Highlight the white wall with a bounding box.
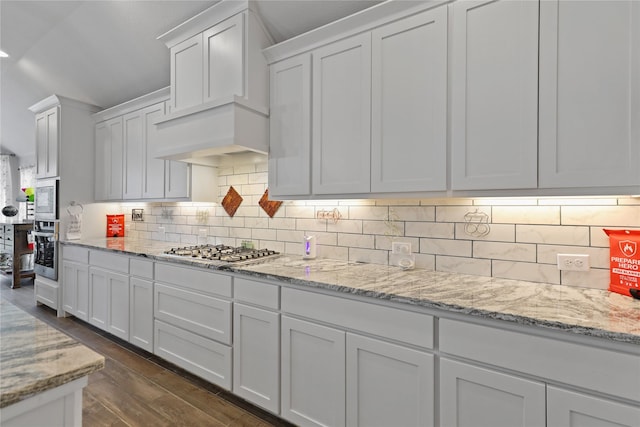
[115,161,639,290]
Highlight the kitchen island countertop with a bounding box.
[61,237,640,345]
[0,300,105,408]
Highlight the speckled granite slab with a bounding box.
[226,257,640,345]
[0,301,105,408]
[61,238,640,345]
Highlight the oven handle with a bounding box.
[32,231,58,240]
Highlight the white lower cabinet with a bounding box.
[88,266,129,341]
[154,319,232,389]
[547,386,640,427]
[153,263,232,390]
[440,358,546,427]
[233,303,280,413]
[280,299,435,427]
[62,261,89,321]
[346,333,434,427]
[281,316,346,427]
[129,276,153,352]
[61,246,90,321]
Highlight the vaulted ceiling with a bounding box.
[0,0,381,166]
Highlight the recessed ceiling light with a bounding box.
[0,50,8,58]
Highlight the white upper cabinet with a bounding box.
[170,33,204,111]
[371,6,448,193]
[122,111,144,200]
[170,13,244,111]
[203,13,244,103]
[268,54,312,197]
[312,33,372,195]
[141,102,167,199]
[35,106,59,179]
[539,0,640,190]
[450,0,539,191]
[95,116,123,201]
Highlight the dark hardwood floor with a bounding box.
[1,275,294,427]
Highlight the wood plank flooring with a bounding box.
[1,276,294,427]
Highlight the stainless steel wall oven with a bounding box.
[33,220,59,280]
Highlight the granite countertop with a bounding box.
[0,301,105,408]
[61,237,640,346]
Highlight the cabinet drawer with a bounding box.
[4,225,14,235]
[63,246,89,263]
[130,258,153,279]
[281,287,433,349]
[155,262,232,298]
[154,320,231,390]
[89,250,129,274]
[439,318,640,402]
[234,277,279,310]
[154,283,232,345]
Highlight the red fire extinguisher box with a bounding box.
[106,214,125,237]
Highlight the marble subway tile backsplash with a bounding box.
[120,162,640,290]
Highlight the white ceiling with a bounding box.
[0,0,381,166]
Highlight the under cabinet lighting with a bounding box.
[0,50,9,58]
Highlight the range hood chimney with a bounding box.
[153,0,273,166]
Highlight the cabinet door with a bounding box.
[268,54,312,197]
[547,386,640,427]
[539,0,640,189]
[450,0,538,190]
[107,271,129,341]
[95,117,123,200]
[233,304,280,413]
[440,358,546,427]
[88,267,108,330]
[346,333,434,427]
[203,13,244,103]
[281,316,345,427]
[62,261,78,316]
[171,33,203,111]
[62,261,88,321]
[312,34,371,195]
[123,111,144,200]
[165,161,190,198]
[371,7,447,193]
[142,102,166,199]
[35,106,59,179]
[130,277,153,352]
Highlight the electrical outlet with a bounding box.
[557,254,590,271]
[392,242,411,255]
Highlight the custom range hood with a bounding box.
[153,0,273,167]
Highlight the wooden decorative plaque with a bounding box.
[221,186,243,217]
[258,188,283,218]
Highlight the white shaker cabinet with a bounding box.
[312,33,372,195]
[233,277,280,414]
[268,54,312,197]
[371,6,447,193]
[122,102,168,200]
[547,386,640,427]
[61,246,89,322]
[233,303,280,413]
[281,316,346,427]
[440,358,546,427]
[450,0,539,190]
[346,333,434,427]
[170,33,204,111]
[122,111,144,200]
[34,106,59,179]
[539,0,640,189]
[203,13,244,103]
[129,258,154,352]
[88,266,129,341]
[95,116,124,201]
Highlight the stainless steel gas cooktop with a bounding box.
[163,244,279,263]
